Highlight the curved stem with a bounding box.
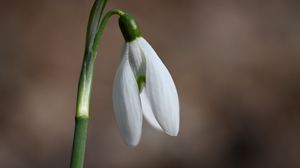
[92,9,125,54]
[70,1,125,167]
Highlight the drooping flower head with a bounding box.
[113,13,179,146]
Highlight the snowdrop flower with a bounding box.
[113,14,179,146]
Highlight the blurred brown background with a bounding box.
[1,0,300,167]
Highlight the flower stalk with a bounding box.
[70,1,125,168]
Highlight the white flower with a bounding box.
[112,37,179,146]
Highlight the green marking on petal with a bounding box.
[137,75,146,93]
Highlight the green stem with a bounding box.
[92,9,125,53]
[70,1,125,167]
[70,117,88,168]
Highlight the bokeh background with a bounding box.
[1,0,300,167]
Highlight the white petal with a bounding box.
[112,44,142,146]
[140,89,162,131]
[128,38,146,77]
[139,38,180,136]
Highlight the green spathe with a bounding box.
[119,14,141,42]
